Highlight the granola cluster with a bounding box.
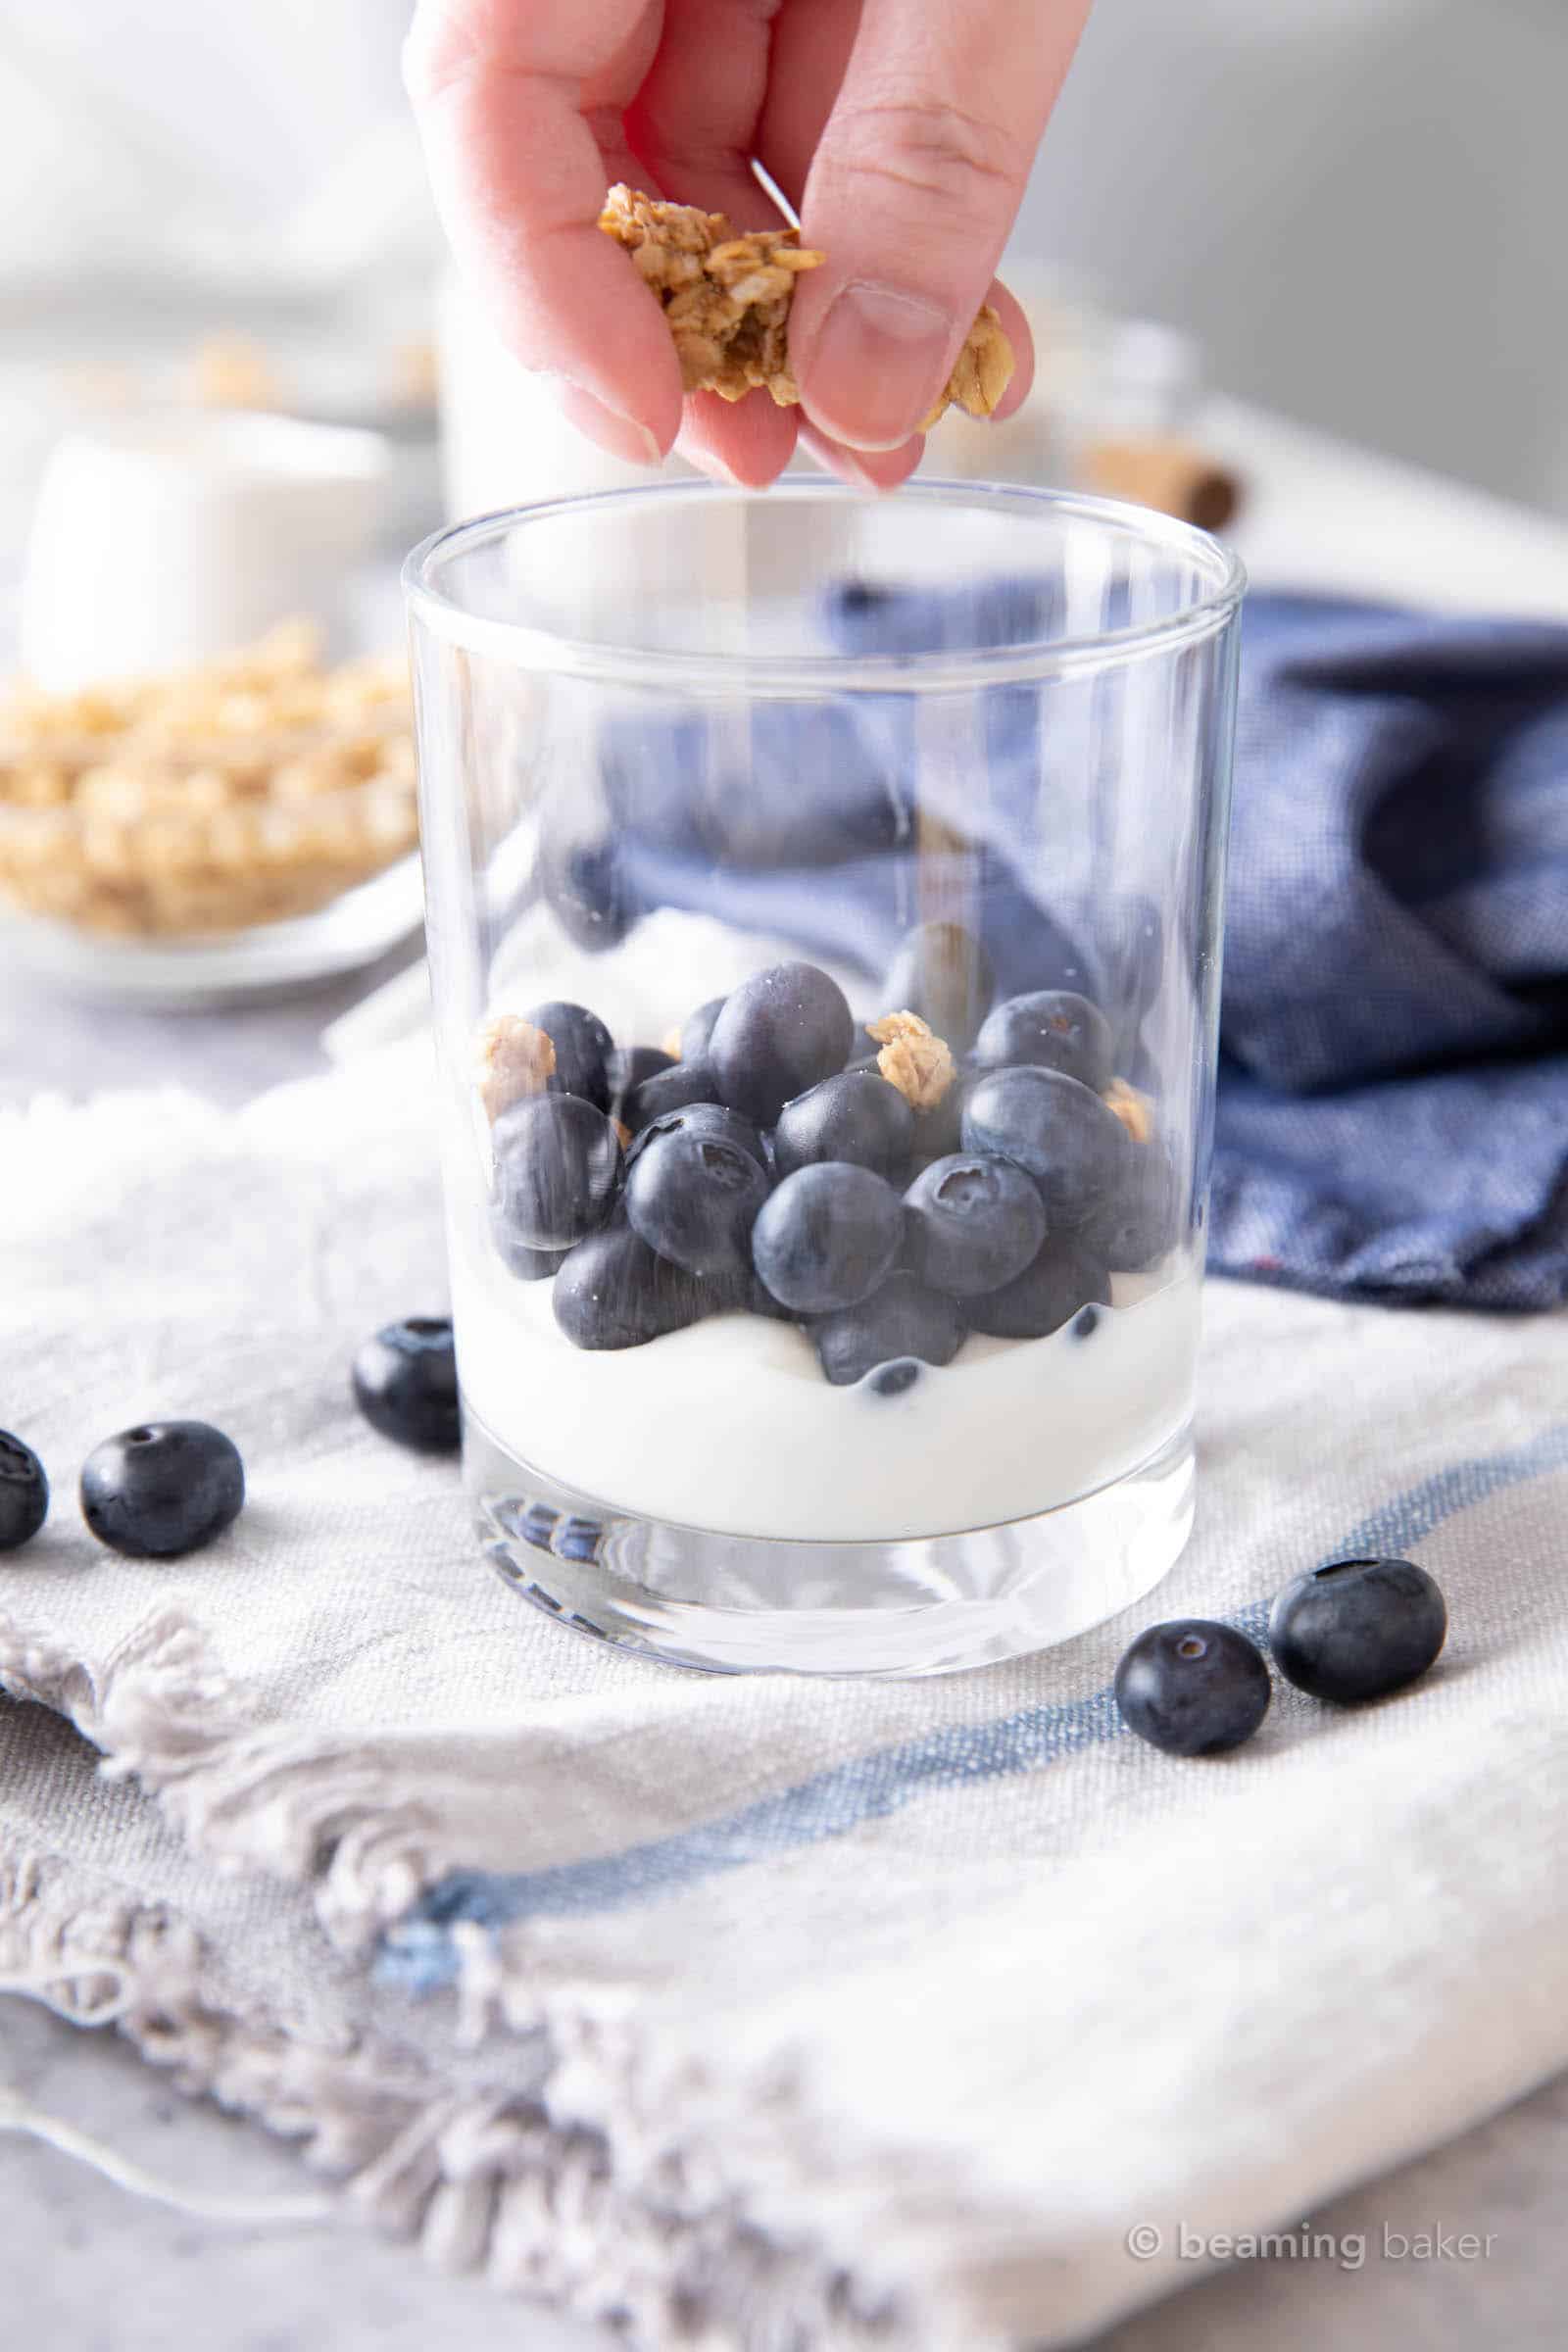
[1102,1075,1155,1145]
[601,185,824,406]
[599,186,1013,425]
[474,1015,558,1123]
[0,624,416,938]
[866,1009,957,1111]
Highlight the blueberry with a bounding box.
[625,1101,769,1171]
[491,1223,569,1281]
[881,922,996,1054]
[1114,1620,1272,1757]
[554,1515,603,1562]
[1086,1143,1182,1272]
[0,1431,48,1552]
[625,1120,771,1281]
[903,1153,1046,1297]
[748,1276,798,1323]
[962,1065,1127,1228]
[709,963,854,1125]
[492,1094,622,1250]
[352,1317,461,1453]
[773,1068,913,1181]
[752,1161,905,1315]
[680,997,727,1063]
[973,991,1113,1092]
[907,1079,968,1169]
[1269,1557,1447,1704]
[964,1237,1109,1340]
[514,1500,559,1551]
[553,1223,730,1349]
[1072,1305,1100,1341]
[811,1270,966,1387]
[866,1357,922,1397]
[622,1058,722,1135]
[607,1045,675,1121]
[537,785,640,952]
[525,1001,613,1110]
[79,1420,246,1558]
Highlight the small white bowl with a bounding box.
[19,408,392,690]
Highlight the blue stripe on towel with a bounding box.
[379,1425,1568,1988]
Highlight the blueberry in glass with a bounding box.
[973,990,1113,1093]
[524,1000,613,1110]
[962,1065,1127,1228]
[537,783,640,952]
[963,1236,1110,1340]
[554,1222,736,1349]
[607,1045,675,1120]
[709,962,855,1124]
[811,1269,966,1388]
[624,1101,770,1171]
[1087,1142,1182,1272]
[772,1067,913,1180]
[625,1119,771,1282]
[752,1161,904,1314]
[622,1057,722,1135]
[493,1093,622,1250]
[679,996,727,1064]
[903,1153,1046,1297]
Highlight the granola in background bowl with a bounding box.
[0,623,422,1001]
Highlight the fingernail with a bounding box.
[799,282,951,451]
[557,383,665,468]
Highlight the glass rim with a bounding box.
[403,476,1247,693]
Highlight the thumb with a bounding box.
[789,0,1089,450]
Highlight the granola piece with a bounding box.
[922,305,1014,430]
[1102,1076,1154,1145]
[600,186,1014,424]
[600,186,823,405]
[868,1010,956,1112]
[474,1015,558,1123]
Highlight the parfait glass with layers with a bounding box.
[405,480,1243,1677]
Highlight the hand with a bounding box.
[405,0,1092,490]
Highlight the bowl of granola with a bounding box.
[0,619,421,1002]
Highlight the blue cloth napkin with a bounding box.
[1215,596,1568,1308]
[555,588,1568,1312]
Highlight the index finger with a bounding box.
[404,0,684,461]
[786,0,1090,450]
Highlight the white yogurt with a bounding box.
[453,1230,1200,1543]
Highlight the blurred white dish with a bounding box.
[19,409,391,689]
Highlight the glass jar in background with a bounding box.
[406,480,1244,1677]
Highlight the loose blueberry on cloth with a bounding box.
[560,584,1567,1309]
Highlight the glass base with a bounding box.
[466,1403,1194,1679]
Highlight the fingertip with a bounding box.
[678,389,800,487]
[799,423,925,494]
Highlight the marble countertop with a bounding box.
[6,405,1568,2348]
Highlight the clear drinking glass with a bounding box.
[405,481,1244,1677]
